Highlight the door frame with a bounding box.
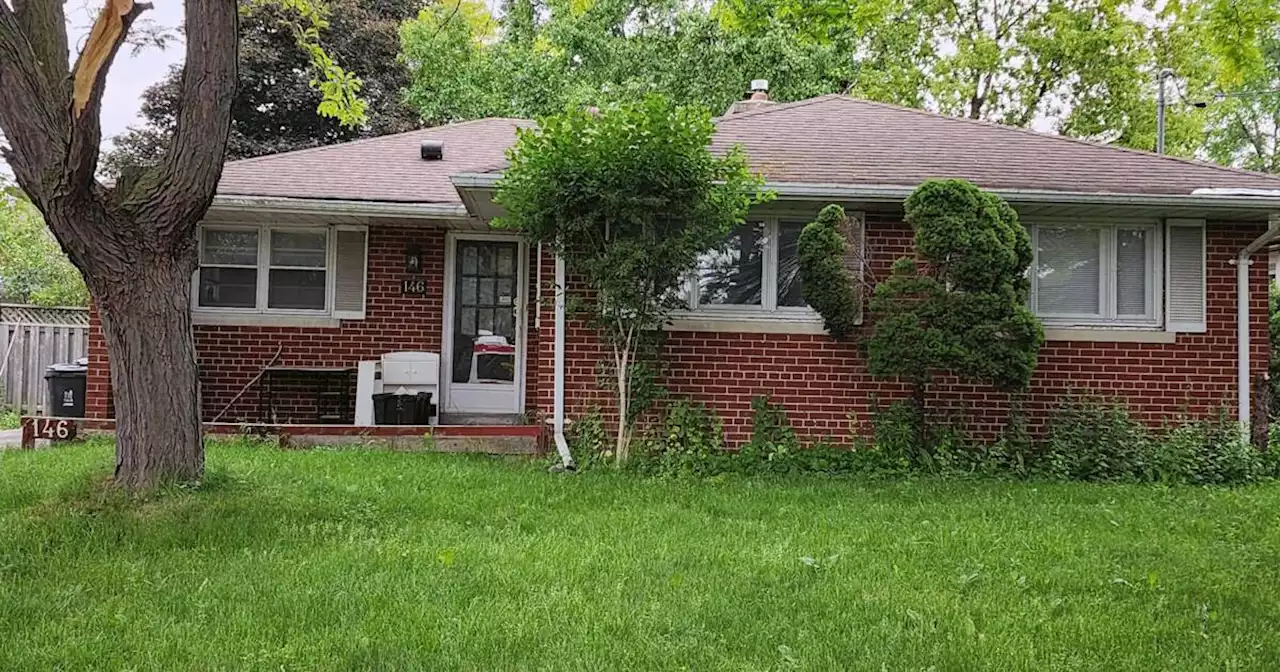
[440,230,528,415]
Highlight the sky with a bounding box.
[0,1,185,179]
[77,0,187,147]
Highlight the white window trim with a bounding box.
[193,223,336,318]
[1028,219,1164,330]
[669,215,861,333]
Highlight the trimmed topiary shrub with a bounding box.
[798,204,860,339]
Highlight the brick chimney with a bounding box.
[724,79,776,115]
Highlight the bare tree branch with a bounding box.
[12,0,68,88]
[65,0,151,190]
[0,6,64,192]
[131,0,237,237]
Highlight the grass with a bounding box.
[0,408,19,430]
[2,442,1280,670]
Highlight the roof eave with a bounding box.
[452,173,1280,212]
[766,181,1280,210]
[211,194,471,219]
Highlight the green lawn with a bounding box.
[2,442,1280,670]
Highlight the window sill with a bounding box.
[192,311,342,328]
[665,313,832,335]
[1042,327,1175,344]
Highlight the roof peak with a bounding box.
[733,94,1280,186]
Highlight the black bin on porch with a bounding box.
[372,392,436,425]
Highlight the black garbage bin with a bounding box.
[372,393,415,425]
[373,392,436,425]
[45,357,88,418]
[414,392,436,425]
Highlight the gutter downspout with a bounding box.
[552,251,576,470]
[1237,214,1280,426]
[534,242,543,331]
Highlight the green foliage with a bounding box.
[1151,413,1261,485]
[108,0,416,172]
[400,0,881,126]
[9,442,1280,668]
[0,408,19,430]
[1160,0,1280,173]
[1271,283,1280,406]
[0,188,89,307]
[632,400,728,478]
[868,180,1043,393]
[567,406,610,467]
[245,0,368,128]
[628,393,1272,486]
[1040,396,1267,485]
[1042,396,1155,482]
[797,204,860,339]
[496,95,766,463]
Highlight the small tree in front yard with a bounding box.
[866,179,1043,442]
[496,95,766,464]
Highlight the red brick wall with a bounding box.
[536,217,1271,446]
[87,216,1270,444]
[87,223,541,423]
[85,309,111,419]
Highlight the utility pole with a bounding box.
[1156,68,1175,154]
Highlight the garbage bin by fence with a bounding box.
[45,357,88,418]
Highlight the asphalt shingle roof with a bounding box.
[216,95,1280,204]
[217,117,532,203]
[709,95,1280,196]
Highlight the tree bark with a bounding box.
[0,0,238,489]
[94,248,204,488]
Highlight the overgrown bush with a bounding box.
[618,393,1272,486]
[631,400,727,478]
[1041,396,1266,485]
[567,407,610,468]
[1042,396,1154,482]
[1150,413,1260,485]
[0,407,19,431]
[1271,283,1280,410]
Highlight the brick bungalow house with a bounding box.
[83,93,1280,453]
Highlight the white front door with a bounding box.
[442,234,526,415]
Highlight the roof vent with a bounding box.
[749,79,769,100]
[723,79,777,116]
[420,140,444,161]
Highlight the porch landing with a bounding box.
[17,417,542,454]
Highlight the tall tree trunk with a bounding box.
[0,0,238,489]
[93,247,204,487]
[614,345,631,465]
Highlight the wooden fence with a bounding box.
[1,320,89,415]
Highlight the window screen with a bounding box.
[198,228,259,308]
[1036,227,1101,316]
[268,230,327,310]
[1115,228,1149,317]
[698,222,765,306]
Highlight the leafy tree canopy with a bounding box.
[401,0,888,125]
[105,0,420,173]
[401,0,1280,173]
[495,95,767,463]
[0,183,88,307]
